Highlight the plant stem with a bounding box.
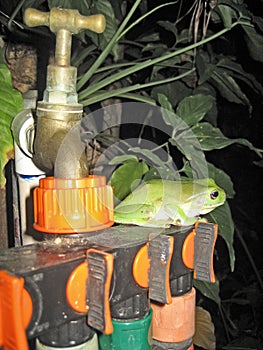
[151,142,169,152]
[78,20,250,98]
[80,69,195,106]
[91,60,145,74]
[77,0,142,90]
[115,93,156,105]
[7,0,27,32]
[72,44,97,67]
[116,1,179,41]
[218,304,231,344]
[235,226,263,292]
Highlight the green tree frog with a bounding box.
[114,178,226,227]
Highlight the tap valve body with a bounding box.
[23,8,113,234]
[23,8,106,176]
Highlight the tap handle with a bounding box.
[24,7,106,34]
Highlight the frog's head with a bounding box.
[199,178,226,214]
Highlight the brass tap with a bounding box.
[23,8,105,178]
[24,8,105,67]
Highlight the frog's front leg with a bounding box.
[195,217,208,224]
[163,204,197,226]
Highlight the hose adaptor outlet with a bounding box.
[33,175,114,234]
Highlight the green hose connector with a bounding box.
[99,309,153,350]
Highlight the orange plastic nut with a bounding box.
[133,244,150,288]
[0,270,33,350]
[33,175,114,234]
[66,261,88,313]
[151,288,196,343]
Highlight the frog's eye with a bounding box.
[210,190,219,200]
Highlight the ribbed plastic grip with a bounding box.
[33,175,114,234]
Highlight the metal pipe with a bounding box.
[56,29,72,66]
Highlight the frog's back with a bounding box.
[145,179,196,201]
[116,178,208,208]
[118,179,179,207]
[118,180,163,207]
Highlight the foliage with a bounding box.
[194,306,216,350]
[0,54,24,187]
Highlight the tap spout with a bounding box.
[33,103,88,178]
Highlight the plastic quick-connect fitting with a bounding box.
[151,288,196,345]
[36,333,99,350]
[34,176,114,234]
[99,309,153,350]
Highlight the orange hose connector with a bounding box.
[33,175,114,234]
[151,288,196,343]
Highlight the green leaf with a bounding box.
[217,57,263,95]
[211,68,252,110]
[207,162,235,198]
[158,94,191,138]
[179,160,194,178]
[197,52,263,104]
[176,94,215,127]
[194,280,220,305]
[128,147,176,173]
[158,93,179,131]
[142,42,169,55]
[255,159,263,167]
[0,65,24,187]
[152,80,192,107]
[0,64,12,87]
[158,93,174,113]
[137,33,160,43]
[169,127,209,178]
[87,0,118,58]
[151,55,181,79]
[23,0,46,11]
[206,202,235,271]
[216,4,237,28]
[192,122,262,156]
[109,155,138,165]
[194,306,216,350]
[110,159,149,202]
[48,0,89,11]
[194,85,218,126]
[242,25,263,62]
[157,20,178,39]
[196,52,215,85]
[143,167,180,181]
